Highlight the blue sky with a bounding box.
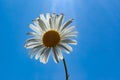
[0,0,120,80]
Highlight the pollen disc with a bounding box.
[42,30,60,47]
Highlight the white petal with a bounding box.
[29,24,40,34]
[46,13,51,29]
[29,46,43,58]
[25,43,41,49]
[40,14,49,30]
[61,31,78,39]
[29,49,38,59]
[38,19,47,31]
[62,34,77,40]
[25,38,41,44]
[25,41,42,48]
[52,47,59,63]
[51,13,57,29]
[61,26,76,36]
[49,18,53,29]
[60,19,73,31]
[33,20,44,32]
[25,41,41,45]
[34,47,45,60]
[27,32,42,37]
[56,13,64,30]
[40,14,46,21]
[69,31,78,35]
[33,20,42,31]
[58,43,73,54]
[56,46,63,60]
[61,39,77,45]
[46,13,50,22]
[40,48,51,64]
[25,38,42,48]
[28,46,41,55]
[33,20,39,27]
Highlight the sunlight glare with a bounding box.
[51,0,75,17]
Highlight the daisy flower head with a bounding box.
[25,13,77,64]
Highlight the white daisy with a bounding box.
[25,13,77,64]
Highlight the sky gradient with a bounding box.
[0,0,120,80]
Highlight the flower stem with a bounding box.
[62,58,69,80]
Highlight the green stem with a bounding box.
[63,58,69,80]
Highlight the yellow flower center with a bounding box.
[42,30,61,47]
